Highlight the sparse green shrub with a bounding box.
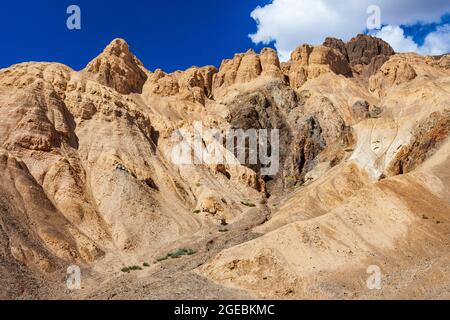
[156,256,168,262]
[130,265,142,271]
[193,209,201,214]
[121,265,143,273]
[157,248,196,262]
[143,262,150,267]
[168,248,196,258]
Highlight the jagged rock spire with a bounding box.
[84,38,148,95]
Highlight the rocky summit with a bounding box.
[0,35,449,299]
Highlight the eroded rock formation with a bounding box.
[85,38,148,94]
[324,34,395,77]
[1,34,450,300]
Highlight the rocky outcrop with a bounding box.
[323,37,348,59]
[438,55,450,69]
[425,54,450,70]
[324,34,395,77]
[345,34,395,66]
[260,48,284,79]
[212,48,284,95]
[225,80,352,192]
[284,45,351,89]
[352,100,370,119]
[387,110,450,176]
[309,46,352,75]
[364,54,391,77]
[369,56,417,96]
[294,116,326,178]
[225,81,291,181]
[235,49,262,84]
[85,38,148,95]
[145,65,217,104]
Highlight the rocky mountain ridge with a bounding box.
[0,34,449,299]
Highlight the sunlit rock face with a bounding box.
[1,34,450,300]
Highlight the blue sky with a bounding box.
[402,14,450,45]
[0,1,449,72]
[0,0,272,71]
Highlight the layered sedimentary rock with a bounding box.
[283,44,351,89]
[145,65,217,104]
[212,48,284,96]
[1,34,450,300]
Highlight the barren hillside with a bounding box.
[0,35,449,299]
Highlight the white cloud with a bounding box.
[373,26,419,53]
[421,24,450,55]
[374,24,450,55]
[250,0,450,60]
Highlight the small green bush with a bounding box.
[156,248,196,262]
[193,209,201,214]
[143,262,150,267]
[131,265,142,271]
[156,256,168,262]
[168,248,196,258]
[121,265,143,273]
